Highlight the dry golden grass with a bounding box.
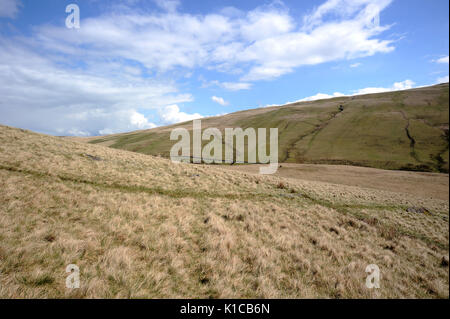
[0,125,448,298]
[223,163,449,201]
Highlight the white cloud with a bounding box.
[159,104,203,124]
[153,0,180,13]
[0,38,190,136]
[239,0,394,81]
[350,62,362,68]
[296,92,346,102]
[391,79,415,90]
[130,111,157,129]
[303,0,391,29]
[203,80,251,91]
[211,96,229,106]
[0,0,399,135]
[33,0,395,82]
[221,82,252,91]
[290,79,415,103]
[353,79,415,95]
[240,5,295,41]
[436,75,449,84]
[0,0,21,18]
[433,56,449,64]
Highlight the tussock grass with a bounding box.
[0,125,448,298]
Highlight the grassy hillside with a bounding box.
[88,83,449,172]
[0,124,448,298]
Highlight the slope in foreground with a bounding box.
[0,125,448,298]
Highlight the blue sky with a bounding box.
[0,0,448,136]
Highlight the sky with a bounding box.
[0,0,448,136]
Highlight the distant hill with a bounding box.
[88,83,449,172]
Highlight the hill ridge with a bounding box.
[86,83,449,173]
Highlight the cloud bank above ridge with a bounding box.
[0,0,397,135]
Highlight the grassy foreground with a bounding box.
[88,83,449,173]
[0,124,448,298]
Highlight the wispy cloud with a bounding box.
[0,0,21,18]
[0,37,191,135]
[0,0,398,135]
[159,104,203,124]
[34,0,395,82]
[291,79,415,103]
[153,0,180,13]
[436,75,449,84]
[221,82,252,91]
[353,79,415,95]
[296,92,345,102]
[211,96,229,106]
[202,80,252,91]
[433,55,449,64]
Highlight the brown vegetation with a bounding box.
[0,125,448,298]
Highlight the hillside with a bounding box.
[0,124,448,298]
[88,83,449,172]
